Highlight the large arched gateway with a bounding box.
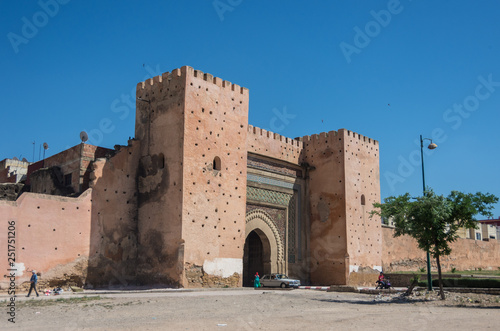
[243,210,285,286]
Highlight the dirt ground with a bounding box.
[2,288,499,330]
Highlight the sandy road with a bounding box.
[2,288,499,330]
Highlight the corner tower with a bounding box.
[135,66,249,287]
[301,129,381,285]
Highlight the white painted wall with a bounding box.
[203,258,242,278]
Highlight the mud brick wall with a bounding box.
[382,227,500,272]
[0,190,92,289]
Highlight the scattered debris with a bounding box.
[370,290,500,307]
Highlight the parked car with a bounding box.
[260,274,300,288]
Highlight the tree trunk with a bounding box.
[436,253,445,300]
[405,275,419,296]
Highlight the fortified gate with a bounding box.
[0,66,384,289]
[133,66,383,287]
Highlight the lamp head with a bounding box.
[427,142,437,150]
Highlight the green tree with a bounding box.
[372,190,498,299]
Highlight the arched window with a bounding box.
[361,194,366,206]
[213,156,221,171]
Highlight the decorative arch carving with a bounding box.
[245,209,284,264]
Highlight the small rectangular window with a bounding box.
[476,233,482,241]
[64,173,72,187]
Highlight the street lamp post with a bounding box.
[420,135,437,291]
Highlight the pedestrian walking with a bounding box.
[254,272,260,288]
[26,270,39,297]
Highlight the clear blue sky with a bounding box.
[1,0,499,216]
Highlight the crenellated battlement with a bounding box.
[246,125,303,164]
[247,125,303,148]
[299,129,378,146]
[137,68,182,91]
[344,129,378,146]
[136,66,248,95]
[191,67,248,95]
[300,130,339,142]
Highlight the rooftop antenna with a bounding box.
[80,131,89,143]
[43,142,49,167]
[32,141,35,162]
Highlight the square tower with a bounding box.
[301,129,381,285]
[135,66,249,287]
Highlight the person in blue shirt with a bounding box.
[26,270,39,297]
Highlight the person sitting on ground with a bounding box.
[377,272,386,287]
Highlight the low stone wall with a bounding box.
[385,273,463,287]
[445,288,500,295]
[382,227,500,272]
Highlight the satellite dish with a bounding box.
[80,131,89,143]
[43,142,49,150]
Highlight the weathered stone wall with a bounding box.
[27,145,82,193]
[135,67,187,286]
[80,144,111,192]
[181,67,249,287]
[343,129,382,278]
[30,166,74,196]
[184,263,240,288]
[382,227,500,272]
[348,266,380,286]
[0,190,92,290]
[87,140,140,288]
[0,183,24,201]
[27,144,112,195]
[300,130,348,285]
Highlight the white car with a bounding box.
[260,274,300,288]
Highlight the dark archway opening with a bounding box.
[243,230,265,287]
